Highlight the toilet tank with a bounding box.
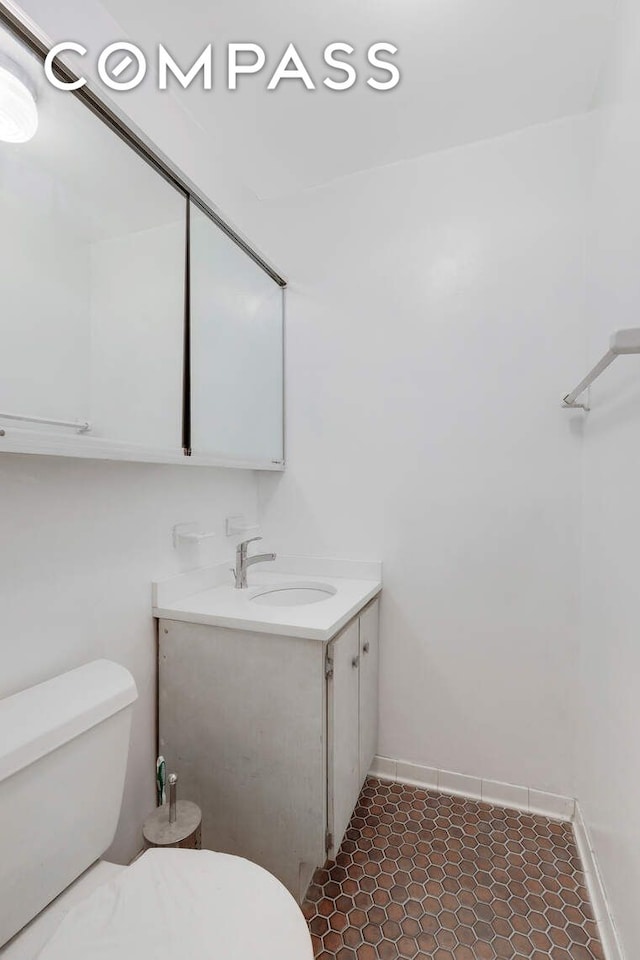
[0,660,138,948]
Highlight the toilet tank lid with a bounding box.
[0,660,137,783]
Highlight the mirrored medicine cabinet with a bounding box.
[0,6,285,470]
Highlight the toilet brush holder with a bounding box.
[143,773,202,849]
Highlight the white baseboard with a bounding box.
[370,755,575,820]
[369,755,623,960]
[573,803,625,960]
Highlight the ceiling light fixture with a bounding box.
[0,54,38,144]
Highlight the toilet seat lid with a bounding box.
[37,849,313,960]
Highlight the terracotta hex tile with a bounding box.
[528,907,548,930]
[473,919,494,942]
[493,917,513,938]
[584,920,600,941]
[475,940,497,960]
[461,925,481,947]
[354,946,375,960]
[342,926,361,949]
[456,906,476,927]
[346,908,366,929]
[398,935,419,957]
[417,930,438,952]
[323,931,342,953]
[329,912,348,932]
[440,910,458,930]
[546,907,566,928]
[302,778,602,960]
[404,899,423,919]
[420,912,439,934]
[381,917,401,940]
[493,937,514,959]
[491,897,512,920]
[366,905,385,925]
[361,923,381,945]
[386,900,405,922]
[377,940,397,960]
[511,932,534,955]
[454,946,475,960]
[400,916,421,938]
[474,901,494,922]
[531,929,553,951]
[335,894,353,914]
[317,898,334,918]
[309,915,329,937]
[514,913,532,934]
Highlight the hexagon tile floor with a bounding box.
[302,777,603,960]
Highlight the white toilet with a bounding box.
[0,660,314,959]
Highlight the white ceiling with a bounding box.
[26,0,619,200]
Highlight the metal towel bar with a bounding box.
[562,328,640,411]
[0,412,91,433]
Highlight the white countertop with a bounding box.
[153,557,382,642]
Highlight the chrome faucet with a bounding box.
[232,536,276,589]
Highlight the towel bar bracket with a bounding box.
[562,394,590,412]
[562,328,640,411]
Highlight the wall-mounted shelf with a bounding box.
[0,426,284,471]
[562,328,640,411]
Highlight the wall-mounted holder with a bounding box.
[225,515,260,538]
[562,328,640,411]
[172,522,217,547]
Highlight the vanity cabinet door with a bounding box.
[327,620,361,858]
[359,598,380,784]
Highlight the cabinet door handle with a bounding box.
[351,655,360,668]
[362,642,370,654]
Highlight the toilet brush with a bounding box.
[144,770,202,849]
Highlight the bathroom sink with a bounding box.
[249,582,337,607]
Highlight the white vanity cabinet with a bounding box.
[158,595,379,902]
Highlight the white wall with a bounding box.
[255,116,591,798]
[0,454,257,862]
[577,1,640,954]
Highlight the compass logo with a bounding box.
[44,41,400,93]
